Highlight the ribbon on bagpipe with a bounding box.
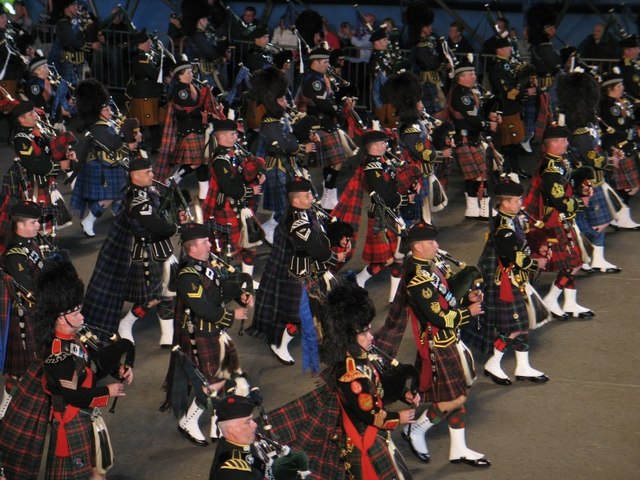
[51,78,76,123]
[342,102,366,138]
[226,65,252,106]
[200,83,226,120]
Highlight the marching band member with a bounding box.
[619,34,640,112]
[25,55,75,122]
[51,0,90,85]
[0,7,24,99]
[448,54,501,220]
[477,181,549,386]
[202,119,265,285]
[523,125,595,319]
[368,27,394,127]
[244,25,273,73]
[70,79,132,237]
[169,223,252,446]
[402,222,490,468]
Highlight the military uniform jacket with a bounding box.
[212,147,254,206]
[125,185,177,260]
[492,210,539,285]
[13,125,58,185]
[399,120,437,173]
[177,256,239,335]
[620,57,640,99]
[405,256,472,348]
[209,438,265,480]
[448,83,489,143]
[335,353,400,433]
[414,34,443,72]
[244,46,273,73]
[600,96,637,155]
[56,17,86,52]
[363,154,407,209]
[0,29,23,80]
[86,120,129,166]
[368,49,393,77]
[127,49,162,98]
[3,235,45,293]
[569,125,608,184]
[287,207,337,277]
[538,153,584,218]
[301,70,339,120]
[189,30,221,63]
[172,82,205,137]
[488,56,523,115]
[25,77,54,113]
[261,115,300,157]
[530,41,560,77]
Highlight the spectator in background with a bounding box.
[322,17,341,50]
[271,15,298,51]
[578,22,619,60]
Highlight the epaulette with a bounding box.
[179,266,200,277]
[262,116,280,124]
[402,125,421,135]
[407,270,436,288]
[44,352,72,365]
[94,120,110,127]
[364,161,383,171]
[290,218,311,234]
[5,246,28,257]
[130,188,150,208]
[291,210,309,222]
[496,215,515,233]
[220,458,252,472]
[338,356,368,382]
[573,127,590,136]
[542,157,563,175]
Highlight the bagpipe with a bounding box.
[48,66,76,123]
[434,249,483,303]
[368,344,419,405]
[192,76,226,122]
[155,178,194,225]
[368,191,407,237]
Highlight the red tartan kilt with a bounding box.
[128,97,160,126]
[611,154,640,191]
[539,220,582,272]
[493,112,525,147]
[317,129,345,168]
[455,144,486,180]
[212,207,241,248]
[172,133,205,166]
[47,413,95,478]
[362,218,397,264]
[422,342,468,402]
[178,331,239,384]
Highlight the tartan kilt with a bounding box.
[128,97,160,127]
[46,413,95,479]
[536,219,582,272]
[262,160,288,213]
[178,331,226,384]
[363,218,398,264]
[210,207,241,251]
[0,362,51,479]
[172,133,206,166]
[421,80,445,115]
[422,341,468,403]
[579,184,614,227]
[494,112,525,147]
[247,223,302,345]
[344,432,400,480]
[71,161,127,212]
[58,60,83,84]
[522,95,538,134]
[317,129,346,168]
[455,144,486,180]
[610,154,640,191]
[4,309,39,378]
[126,255,164,305]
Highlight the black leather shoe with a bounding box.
[484,369,512,386]
[550,311,569,321]
[401,430,431,463]
[566,310,595,319]
[450,457,492,467]
[178,426,208,447]
[592,266,622,274]
[516,373,549,383]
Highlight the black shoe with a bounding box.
[516,373,549,383]
[566,310,595,319]
[592,266,622,274]
[178,426,208,447]
[550,311,569,321]
[401,430,431,463]
[484,369,512,386]
[450,457,492,467]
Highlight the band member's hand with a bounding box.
[206,379,226,395]
[234,307,248,321]
[61,107,72,117]
[488,112,500,122]
[66,149,77,162]
[257,173,266,185]
[305,141,317,152]
[343,97,354,109]
[527,86,537,96]
[178,210,190,223]
[404,390,421,406]
[91,41,102,51]
[468,289,483,303]
[399,408,416,425]
[337,251,347,262]
[240,292,254,307]
[536,257,548,270]
[468,301,484,316]
[119,365,134,385]
[628,187,639,196]
[252,184,262,195]
[107,382,126,397]
[440,147,453,158]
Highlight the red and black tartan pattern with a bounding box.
[172,133,206,166]
[177,331,226,385]
[454,144,486,180]
[0,194,11,251]
[610,154,640,191]
[155,103,179,183]
[50,131,76,161]
[202,164,240,250]
[316,129,346,168]
[82,212,135,338]
[0,362,51,479]
[422,341,468,403]
[246,222,302,345]
[4,308,39,378]
[46,413,95,479]
[534,92,553,141]
[374,274,410,358]
[363,218,399,264]
[332,167,366,247]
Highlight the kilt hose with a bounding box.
[246,222,302,346]
[455,144,486,180]
[316,129,346,168]
[128,97,160,127]
[362,217,399,264]
[0,362,51,479]
[422,341,468,403]
[46,412,95,479]
[494,112,525,147]
[610,154,640,192]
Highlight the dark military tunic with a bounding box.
[244,46,273,73]
[619,57,640,101]
[209,438,265,479]
[13,125,60,189]
[414,33,445,115]
[25,77,54,114]
[488,56,526,146]
[55,15,87,84]
[530,41,561,87]
[288,207,336,278]
[127,49,163,127]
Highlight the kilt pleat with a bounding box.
[317,129,345,168]
[171,133,206,166]
[70,161,127,217]
[610,154,640,191]
[362,218,398,264]
[422,342,467,403]
[262,164,287,213]
[126,255,164,305]
[4,310,39,378]
[454,144,486,180]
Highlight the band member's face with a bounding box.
[501,196,522,215]
[255,34,269,47]
[624,46,640,59]
[215,130,238,148]
[421,25,432,37]
[607,82,624,99]
[412,239,439,260]
[496,46,512,58]
[15,218,40,238]
[34,64,50,80]
[178,68,193,84]
[356,324,374,352]
[291,190,314,210]
[457,70,477,88]
[373,37,389,51]
[59,308,84,331]
[543,25,556,38]
[545,137,568,155]
[66,3,79,16]
[367,140,387,157]
[243,10,256,24]
[233,415,258,444]
[130,168,154,187]
[19,109,39,128]
[189,237,211,261]
[139,39,152,52]
[100,105,113,121]
[277,96,287,109]
[312,58,330,74]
